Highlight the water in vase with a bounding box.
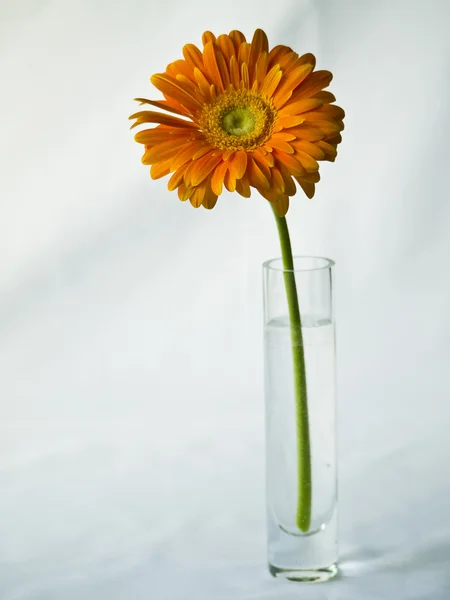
[264,315,337,581]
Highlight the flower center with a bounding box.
[222,107,255,136]
[200,90,277,151]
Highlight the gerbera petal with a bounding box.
[192,144,214,160]
[251,29,269,58]
[287,125,325,141]
[296,178,316,199]
[182,44,204,72]
[150,159,172,179]
[174,74,204,100]
[209,82,217,99]
[229,55,240,89]
[177,183,193,201]
[249,29,269,79]
[283,55,315,79]
[238,42,251,67]
[142,139,188,164]
[189,185,206,208]
[202,179,219,209]
[259,64,283,98]
[304,105,346,120]
[235,174,251,198]
[216,34,236,61]
[202,31,216,46]
[270,166,286,194]
[278,98,323,117]
[274,115,306,130]
[241,62,250,89]
[252,150,273,179]
[203,42,226,92]
[209,82,218,100]
[229,30,247,53]
[166,59,196,84]
[222,149,235,161]
[291,140,325,160]
[150,74,204,112]
[304,120,344,137]
[313,90,336,104]
[268,44,293,68]
[129,110,199,130]
[267,138,294,154]
[315,140,338,162]
[134,128,196,144]
[228,150,248,180]
[295,150,320,173]
[167,162,189,191]
[272,149,306,177]
[272,64,314,108]
[254,53,269,89]
[298,52,316,69]
[271,131,297,142]
[214,45,231,90]
[291,70,333,101]
[134,98,187,116]
[224,169,237,192]
[254,147,275,167]
[161,96,191,115]
[171,141,211,171]
[278,51,300,73]
[193,67,212,100]
[276,162,297,196]
[327,134,343,145]
[301,171,321,183]
[185,151,223,186]
[268,192,290,217]
[211,160,228,195]
[247,156,271,191]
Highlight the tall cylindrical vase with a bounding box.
[263,256,337,582]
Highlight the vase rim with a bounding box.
[262,255,335,273]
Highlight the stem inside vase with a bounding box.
[271,206,312,532]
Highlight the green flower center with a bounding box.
[222,107,256,136]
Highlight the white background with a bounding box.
[1,1,450,598]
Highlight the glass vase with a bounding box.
[263,256,337,582]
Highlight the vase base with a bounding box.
[268,562,338,583]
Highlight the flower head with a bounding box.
[130,29,344,216]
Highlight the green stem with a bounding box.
[271,206,312,532]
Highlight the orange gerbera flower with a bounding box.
[130,29,344,216]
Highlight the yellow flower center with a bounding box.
[200,90,277,151]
